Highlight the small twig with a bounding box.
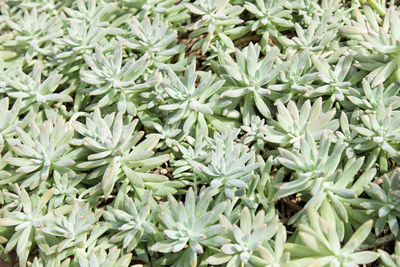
[181,35,204,54]
[374,168,400,185]
[282,197,302,211]
[233,34,261,48]
[359,234,395,251]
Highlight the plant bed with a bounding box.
[0,0,400,266]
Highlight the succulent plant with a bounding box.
[2,1,400,266]
[0,65,71,113]
[1,7,62,62]
[335,110,359,159]
[379,240,400,267]
[121,0,189,23]
[188,129,260,199]
[340,6,400,87]
[0,188,56,267]
[350,169,400,237]
[216,43,286,122]
[309,54,353,102]
[72,108,173,198]
[278,17,337,53]
[62,0,118,23]
[0,97,33,152]
[51,171,83,208]
[184,0,246,54]
[159,60,226,137]
[79,43,158,109]
[172,134,212,181]
[151,188,229,267]
[104,192,156,252]
[275,130,373,224]
[351,101,400,172]
[39,199,104,257]
[261,98,339,149]
[245,0,293,48]
[5,116,75,190]
[75,246,132,267]
[207,207,288,266]
[118,15,185,69]
[240,115,268,151]
[268,50,320,100]
[347,79,400,112]
[286,203,379,266]
[54,19,110,71]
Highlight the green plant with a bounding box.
[216,43,286,122]
[0,188,57,266]
[104,192,156,252]
[286,203,379,266]
[350,169,400,237]
[188,129,260,199]
[1,65,71,113]
[150,188,229,266]
[5,116,75,189]
[351,101,400,172]
[159,60,225,136]
[118,15,185,69]
[261,98,339,149]
[207,207,288,266]
[73,108,174,198]
[184,0,246,54]
[379,240,400,267]
[1,0,400,266]
[79,43,158,109]
[245,0,293,49]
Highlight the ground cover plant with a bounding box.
[1,0,400,266]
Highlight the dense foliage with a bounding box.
[0,0,400,266]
